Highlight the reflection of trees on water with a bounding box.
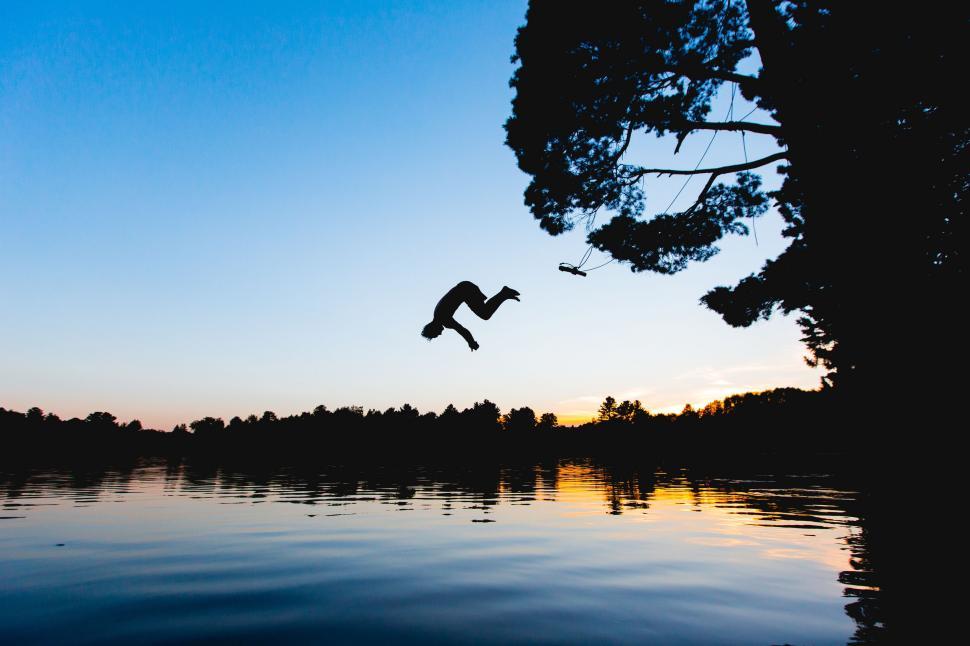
[0,458,886,642]
[843,526,882,644]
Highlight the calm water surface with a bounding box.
[0,461,878,644]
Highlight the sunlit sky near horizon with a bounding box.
[1,1,820,429]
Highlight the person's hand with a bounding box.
[468,340,480,351]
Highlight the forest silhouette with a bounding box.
[2,387,861,462]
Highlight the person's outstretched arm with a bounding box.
[445,319,479,351]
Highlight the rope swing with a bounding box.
[558,82,762,277]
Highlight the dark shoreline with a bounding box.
[4,386,879,464]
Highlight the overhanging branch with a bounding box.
[658,64,761,90]
[610,122,635,163]
[622,151,787,184]
[679,120,780,136]
[684,173,722,214]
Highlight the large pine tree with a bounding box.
[506,1,967,393]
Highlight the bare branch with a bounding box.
[684,173,722,214]
[610,122,636,163]
[695,68,760,87]
[657,64,761,89]
[674,130,688,155]
[622,151,787,184]
[678,120,780,136]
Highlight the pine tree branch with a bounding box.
[658,65,761,89]
[611,122,636,163]
[684,172,722,214]
[622,151,787,184]
[679,120,780,136]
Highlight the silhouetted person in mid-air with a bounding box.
[421,281,520,351]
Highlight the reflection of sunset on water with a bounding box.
[1,460,877,644]
[547,463,856,575]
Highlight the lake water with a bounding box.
[0,460,880,644]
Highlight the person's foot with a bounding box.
[502,286,521,301]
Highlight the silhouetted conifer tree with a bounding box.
[506,1,966,396]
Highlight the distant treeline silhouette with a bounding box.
[2,387,857,461]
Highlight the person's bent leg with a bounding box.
[467,288,515,320]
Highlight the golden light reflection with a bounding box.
[550,462,855,573]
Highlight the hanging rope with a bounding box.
[660,82,736,216]
[740,128,759,245]
[737,111,760,246]
[558,82,761,277]
[580,258,615,272]
[660,124,721,215]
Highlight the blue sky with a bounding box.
[1,1,819,429]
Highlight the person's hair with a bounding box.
[421,320,444,340]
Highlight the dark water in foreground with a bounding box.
[0,461,880,644]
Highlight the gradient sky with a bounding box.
[1,1,820,429]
